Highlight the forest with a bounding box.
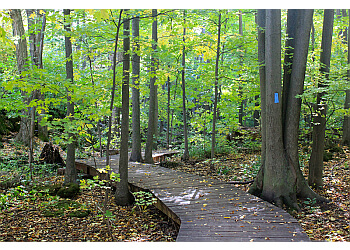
[0,9,349,242]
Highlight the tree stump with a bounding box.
[39,142,65,165]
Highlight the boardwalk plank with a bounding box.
[76,153,310,242]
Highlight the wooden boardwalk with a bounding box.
[76,153,310,242]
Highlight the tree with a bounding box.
[238,10,245,126]
[9,9,30,146]
[129,14,143,162]
[144,9,158,164]
[308,9,334,189]
[342,11,350,145]
[115,11,134,205]
[25,9,47,173]
[249,9,324,210]
[63,9,77,185]
[210,11,222,164]
[181,10,189,161]
[25,9,48,142]
[106,10,123,168]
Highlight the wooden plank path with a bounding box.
[76,152,310,242]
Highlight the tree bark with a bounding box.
[248,9,267,192]
[249,9,325,210]
[342,11,350,145]
[26,9,47,168]
[63,9,77,185]
[166,76,171,149]
[106,10,123,168]
[238,10,244,126]
[282,9,323,200]
[129,15,143,162]
[115,11,134,206]
[145,9,158,164]
[210,11,221,164]
[309,9,334,189]
[10,9,30,146]
[181,10,189,161]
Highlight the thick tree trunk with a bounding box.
[249,9,325,210]
[63,9,77,185]
[282,10,323,199]
[145,9,158,164]
[211,12,221,163]
[181,10,189,161]
[259,9,293,207]
[342,12,350,145]
[10,9,30,146]
[115,12,134,206]
[129,15,143,162]
[309,9,334,189]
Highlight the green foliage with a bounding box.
[303,197,319,213]
[132,191,157,211]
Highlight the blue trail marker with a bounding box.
[274,92,279,103]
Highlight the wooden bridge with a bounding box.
[76,152,310,242]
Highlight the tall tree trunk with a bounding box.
[37,10,48,142]
[106,10,123,168]
[210,11,221,164]
[249,9,324,210]
[282,9,322,200]
[130,15,143,162]
[153,84,158,150]
[238,10,245,126]
[343,11,350,146]
[257,9,266,175]
[309,9,334,189]
[166,76,171,149]
[115,11,134,206]
[181,10,189,161]
[63,9,77,185]
[10,9,30,146]
[26,9,37,170]
[145,9,158,164]
[26,9,47,169]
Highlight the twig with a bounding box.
[94,202,115,241]
[227,180,254,184]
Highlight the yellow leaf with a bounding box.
[100,9,109,19]
[86,9,94,15]
[203,204,207,207]
[29,12,36,19]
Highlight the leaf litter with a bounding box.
[0,134,178,242]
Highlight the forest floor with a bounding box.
[166,145,350,242]
[0,134,178,242]
[1,133,350,242]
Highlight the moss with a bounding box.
[56,183,80,199]
[41,199,90,218]
[67,209,90,218]
[32,183,62,196]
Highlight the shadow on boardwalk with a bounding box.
[76,152,310,242]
